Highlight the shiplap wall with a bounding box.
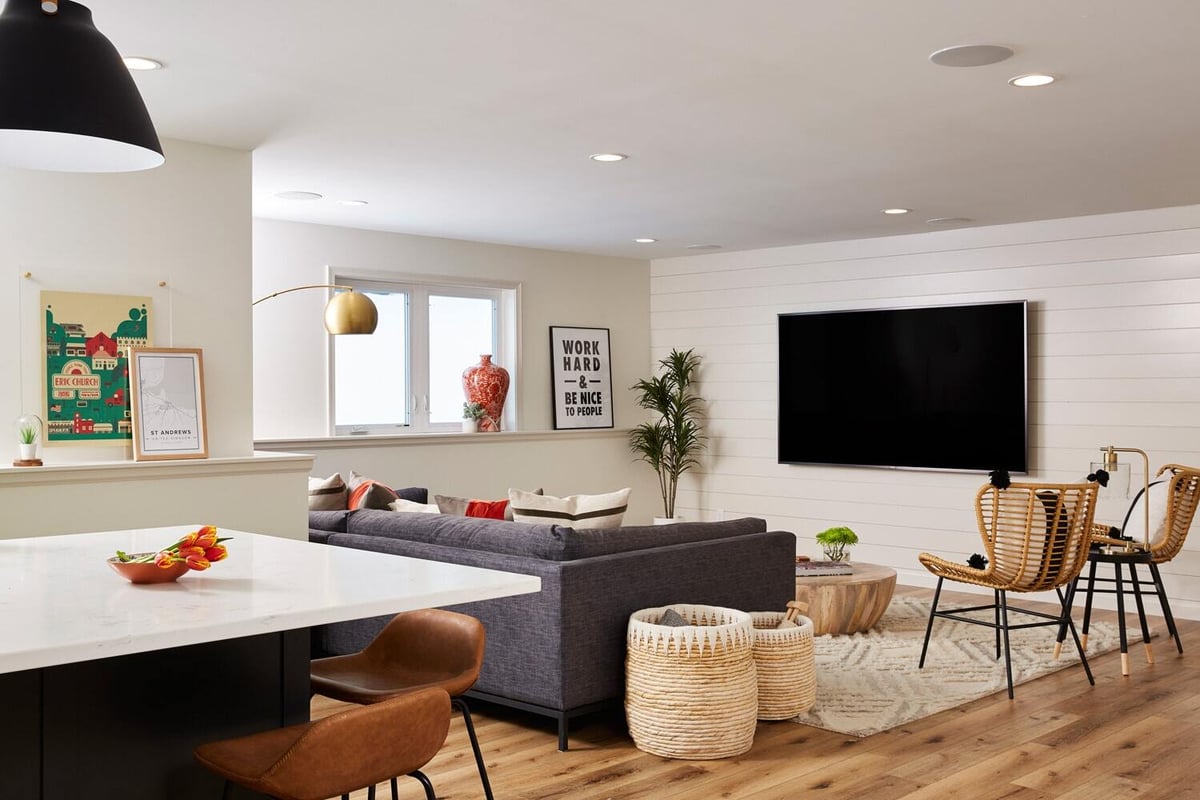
[651,205,1200,617]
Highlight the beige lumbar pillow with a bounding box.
[388,498,441,514]
[508,487,631,529]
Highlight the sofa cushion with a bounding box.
[309,509,352,533]
[509,487,630,529]
[346,509,573,560]
[562,517,769,560]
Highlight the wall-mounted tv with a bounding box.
[778,300,1028,473]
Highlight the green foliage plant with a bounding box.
[629,348,706,519]
[18,424,39,445]
[815,526,859,561]
[462,402,486,421]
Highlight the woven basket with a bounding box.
[750,611,816,720]
[625,604,758,759]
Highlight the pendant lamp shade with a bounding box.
[323,290,379,335]
[0,0,164,172]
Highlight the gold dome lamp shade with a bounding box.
[252,284,379,335]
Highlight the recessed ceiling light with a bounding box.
[273,191,323,201]
[122,56,163,71]
[1009,73,1056,87]
[928,44,1014,68]
[589,153,628,162]
[633,237,657,243]
[685,244,722,250]
[882,208,911,215]
[926,216,973,225]
[337,199,368,207]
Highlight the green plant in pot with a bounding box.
[815,526,858,562]
[629,348,706,522]
[461,402,486,433]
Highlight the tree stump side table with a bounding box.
[794,562,896,636]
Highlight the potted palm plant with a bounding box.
[629,348,706,523]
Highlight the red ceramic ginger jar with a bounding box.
[462,355,510,432]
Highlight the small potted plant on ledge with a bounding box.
[629,348,706,524]
[462,402,486,433]
[815,526,858,562]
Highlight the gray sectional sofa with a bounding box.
[308,508,796,749]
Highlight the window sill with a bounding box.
[254,428,631,451]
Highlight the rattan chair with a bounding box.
[194,688,450,800]
[1063,464,1200,672]
[918,481,1099,698]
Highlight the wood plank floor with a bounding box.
[316,585,1200,799]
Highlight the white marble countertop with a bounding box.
[0,526,541,674]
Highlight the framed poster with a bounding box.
[128,348,209,461]
[42,291,152,445]
[549,326,614,429]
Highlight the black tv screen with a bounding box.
[778,301,1028,472]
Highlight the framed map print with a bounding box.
[128,347,209,461]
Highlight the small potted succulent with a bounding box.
[815,526,858,562]
[462,402,486,433]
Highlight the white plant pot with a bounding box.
[653,516,683,525]
[461,419,478,433]
[18,443,36,460]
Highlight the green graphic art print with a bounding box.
[43,291,152,445]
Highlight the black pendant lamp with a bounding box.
[0,0,164,172]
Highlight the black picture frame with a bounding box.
[549,326,614,429]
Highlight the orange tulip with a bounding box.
[175,531,198,549]
[195,526,219,549]
[185,554,211,571]
[204,544,228,563]
[154,551,178,569]
[177,545,205,559]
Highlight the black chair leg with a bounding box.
[1149,562,1183,654]
[391,776,399,800]
[222,781,235,800]
[999,590,1014,699]
[1128,562,1154,663]
[1080,558,1098,651]
[919,577,943,668]
[1054,575,1080,658]
[453,696,495,800]
[1056,585,1094,686]
[368,783,376,800]
[411,770,438,800]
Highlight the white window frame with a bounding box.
[329,270,520,436]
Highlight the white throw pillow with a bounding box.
[1121,479,1170,549]
[508,487,631,529]
[307,473,347,510]
[387,498,441,514]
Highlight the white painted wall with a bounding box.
[0,140,311,540]
[652,205,1200,617]
[253,219,662,520]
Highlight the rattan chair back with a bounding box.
[1150,464,1200,563]
[976,482,1098,593]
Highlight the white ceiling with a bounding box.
[98,0,1200,259]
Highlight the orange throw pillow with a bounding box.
[465,499,509,519]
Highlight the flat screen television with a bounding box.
[778,300,1028,472]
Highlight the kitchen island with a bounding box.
[0,526,540,799]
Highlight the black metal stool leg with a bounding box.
[1149,562,1183,654]
[1113,560,1130,676]
[1128,561,1154,664]
[1057,586,1094,686]
[1080,558,1099,651]
[453,697,495,800]
[919,577,943,668]
[411,770,438,800]
[1054,575,1081,658]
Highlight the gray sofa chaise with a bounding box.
[308,508,796,749]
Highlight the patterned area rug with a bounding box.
[793,595,1127,737]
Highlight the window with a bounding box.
[332,275,518,435]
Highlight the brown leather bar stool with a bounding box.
[312,609,494,800]
[194,687,450,800]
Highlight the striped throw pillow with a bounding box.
[308,473,347,510]
[508,487,631,529]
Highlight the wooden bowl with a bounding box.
[107,554,189,584]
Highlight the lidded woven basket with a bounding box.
[625,604,758,759]
[749,611,816,720]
